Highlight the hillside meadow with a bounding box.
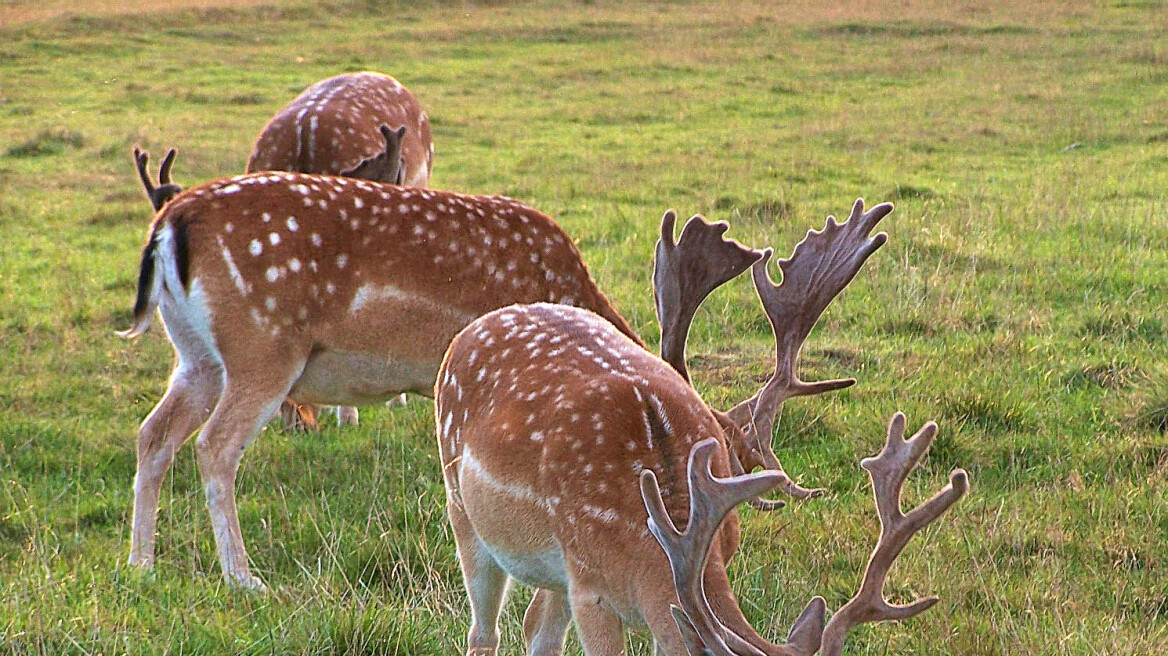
[0,0,1165,654]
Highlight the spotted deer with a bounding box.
[436,200,965,655]
[247,71,433,187]
[248,71,433,428]
[133,76,424,429]
[119,171,641,588]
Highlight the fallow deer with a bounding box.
[436,200,962,655]
[119,171,640,588]
[133,76,423,428]
[247,71,433,187]
[247,71,434,428]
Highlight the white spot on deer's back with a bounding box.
[289,258,302,273]
[336,254,348,269]
[269,233,281,246]
[311,233,322,247]
[286,217,299,231]
[265,266,279,283]
[249,239,262,256]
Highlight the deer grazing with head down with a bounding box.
[134,72,431,430]
[247,71,433,187]
[119,171,644,589]
[249,72,433,428]
[436,199,969,655]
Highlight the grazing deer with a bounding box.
[133,76,424,428]
[247,71,433,187]
[119,172,640,588]
[248,71,434,428]
[436,200,962,655]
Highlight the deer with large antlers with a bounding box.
[119,172,640,588]
[436,200,958,655]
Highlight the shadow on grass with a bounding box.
[4,128,86,158]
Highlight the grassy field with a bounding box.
[1,0,1166,653]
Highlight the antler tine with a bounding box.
[818,413,969,656]
[654,210,764,384]
[641,439,788,656]
[643,440,831,656]
[726,199,892,495]
[132,146,182,212]
[158,147,177,186]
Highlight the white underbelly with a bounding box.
[485,544,568,591]
[289,348,435,405]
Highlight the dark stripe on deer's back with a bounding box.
[642,393,680,505]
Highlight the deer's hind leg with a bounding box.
[193,342,308,589]
[449,499,509,655]
[524,588,572,656]
[129,359,223,569]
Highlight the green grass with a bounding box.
[2,0,1166,653]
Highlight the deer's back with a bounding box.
[247,72,433,184]
[437,304,732,595]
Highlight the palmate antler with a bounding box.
[725,199,893,494]
[654,210,764,384]
[640,414,968,656]
[640,439,825,656]
[133,146,182,211]
[818,413,969,655]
